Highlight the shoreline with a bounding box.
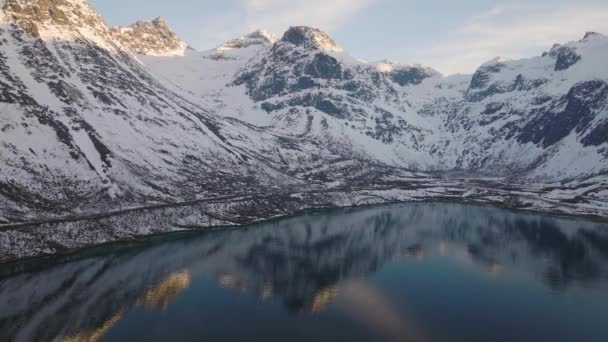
[1,184,607,265]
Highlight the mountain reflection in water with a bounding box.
[1,203,608,342]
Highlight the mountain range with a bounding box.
[1,0,607,228]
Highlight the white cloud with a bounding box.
[418,4,608,75]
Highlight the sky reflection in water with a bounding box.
[1,203,608,342]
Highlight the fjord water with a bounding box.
[1,203,608,342]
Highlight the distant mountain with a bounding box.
[110,17,188,56]
[217,29,278,51]
[145,24,608,179]
[0,0,607,226]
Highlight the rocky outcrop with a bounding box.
[281,26,341,52]
[519,80,608,147]
[1,0,108,39]
[550,45,582,71]
[109,17,187,56]
[375,60,441,86]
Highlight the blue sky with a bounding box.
[90,0,608,74]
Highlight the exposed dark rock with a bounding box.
[77,118,113,169]
[467,69,547,102]
[469,62,505,90]
[582,121,608,146]
[251,78,287,101]
[294,76,317,90]
[552,46,582,71]
[316,99,342,116]
[281,26,338,51]
[518,80,608,147]
[583,32,601,40]
[261,102,284,113]
[282,93,347,118]
[465,61,507,102]
[389,67,438,86]
[305,53,342,79]
[482,102,505,115]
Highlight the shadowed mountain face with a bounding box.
[1,203,607,342]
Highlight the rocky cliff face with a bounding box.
[1,0,113,47]
[443,32,608,177]
[226,27,445,167]
[281,26,342,52]
[374,60,442,86]
[0,0,607,224]
[110,17,187,56]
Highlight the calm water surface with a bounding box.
[1,203,608,342]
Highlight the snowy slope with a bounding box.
[440,32,608,179]
[137,30,277,126]
[143,27,449,168]
[0,0,607,224]
[142,27,608,180]
[0,0,306,220]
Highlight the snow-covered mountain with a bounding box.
[143,25,608,179]
[0,0,300,220]
[0,0,607,226]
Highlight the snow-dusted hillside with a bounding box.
[0,0,607,229]
[443,32,608,179]
[0,0,302,221]
[142,26,608,180]
[137,30,278,126]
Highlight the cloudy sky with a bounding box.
[90,0,608,75]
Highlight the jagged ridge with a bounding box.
[110,17,188,56]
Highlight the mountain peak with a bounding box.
[583,31,601,40]
[374,60,442,85]
[581,31,606,42]
[110,17,187,56]
[1,0,108,38]
[248,29,278,43]
[280,26,341,52]
[374,59,411,72]
[481,56,512,67]
[152,16,167,25]
[217,29,278,51]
